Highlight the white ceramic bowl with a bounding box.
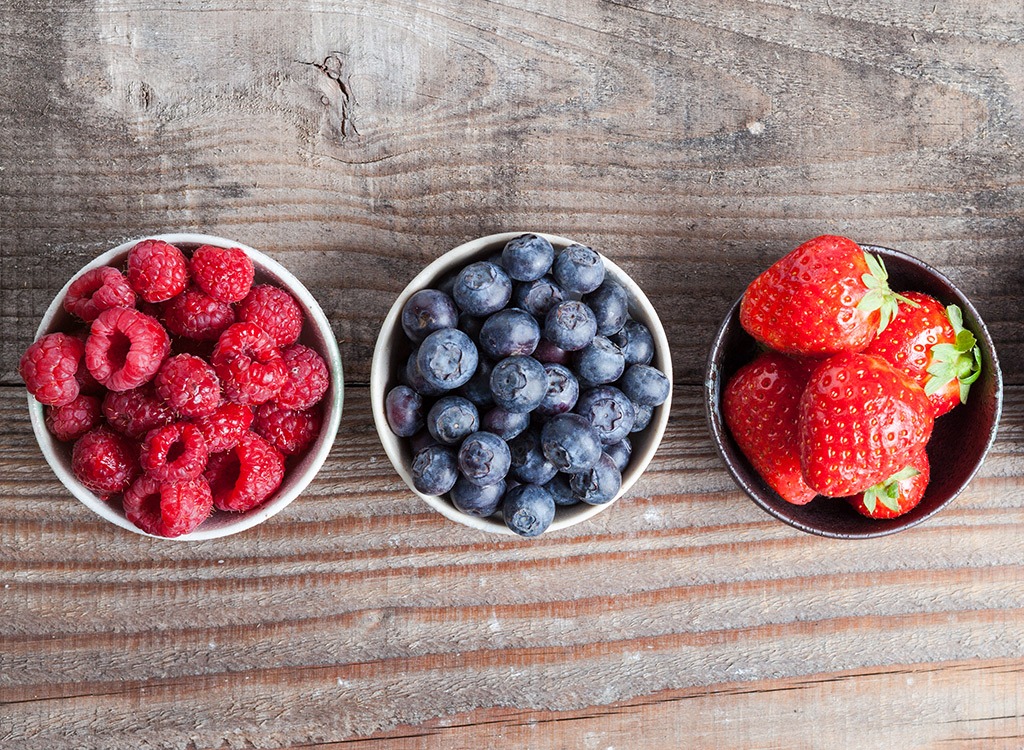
[371,231,672,535]
[27,233,344,540]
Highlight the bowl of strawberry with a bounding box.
[706,235,1002,538]
[19,233,343,539]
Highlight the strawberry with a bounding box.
[798,352,934,497]
[740,235,913,357]
[849,451,930,519]
[722,352,816,505]
[864,291,981,418]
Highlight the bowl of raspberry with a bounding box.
[371,232,673,537]
[19,233,343,539]
[705,235,1002,538]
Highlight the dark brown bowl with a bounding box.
[704,245,1003,538]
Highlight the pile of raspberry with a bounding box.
[19,239,330,538]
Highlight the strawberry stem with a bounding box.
[925,304,983,404]
[857,251,919,335]
[862,465,921,513]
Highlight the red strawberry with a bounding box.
[798,352,934,497]
[740,235,913,357]
[849,450,930,519]
[864,292,981,418]
[722,352,816,505]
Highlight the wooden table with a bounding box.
[3,1,1023,747]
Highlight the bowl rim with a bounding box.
[704,243,1003,539]
[370,231,673,536]
[27,232,345,541]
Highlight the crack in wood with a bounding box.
[297,53,359,139]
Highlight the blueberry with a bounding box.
[501,234,555,282]
[575,385,635,445]
[513,276,565,318]
[458,312,485,340]
[457,358,495,408]
[402,350,444,396]
[544,300,598,352]
[489,355,548,413]
[537,363,579,417]
[540,413,602,473]
[450,476,505,517]
[544,473,578,507]
[416,328,479,391]
[502,484,556,537]
[604,438,632,473]
[479,309,541,359]
[458,431,512,487]
[426,396,480,445]
[401,289,459,343]
[385,385,424,437]
[411,445,459,495]
[574,336,625,385]
[583,281,629,336]
[621,364,670,407]
[630,404,653,432]
[453,261,512,316]
[569,453,621,505]
[532,338,570,365]
[610,319,655,366]
[482,407,531,441]
[410,430,438,454]
[508,429,559,484]
[553,244,605,294]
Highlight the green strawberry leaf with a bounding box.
[924,305,983,404]
[862,466,921,513]
[857,251,918,335]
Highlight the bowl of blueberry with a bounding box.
[371,232,672,537]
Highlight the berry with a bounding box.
[211,322,286,405]
[501,234,555,282]
[411,444,459,495]
[740,235,912,357]
[850,452,930,519]
[164,287,236,341]
[457,431,512,487]
[481,407,531,441]
[513,276,564,318]
[576,386,635,445]
[141,422,208,481]
[457,358,495,408]
[620,364,670,407]
[416,328,479,391]
[277,344,329,410]
[479,309,541,359]
[799,353,935,497]
[20,333,85,406]
[253,401,322,455]
[489,355,548,413]
[102,385,175,439]
[63,267,135,322]
[583,281,629,336]
[570,452,622,505]
[154,354,221,418]
[610,319,655,366]
[401,289,459,343]
[544,300,598,352]
[85,307,170,392]
[385,385,425,437]
[574,336,625,385]
[864,292,982,418]
[553,244,605,294]
[205,432,285,512]
[457,312,485,340]
[193,402,254,453]
[403,350,445,397]
[453,261,512,316]
[190,244,254,303]
[236,285,303,347]
[540,413,602,473]
[722,352,816,505]
[502,484,556,537]
[532,338,570,365]
[71,427,140,497]
[127,239,189,303]
[45,394,102,442]
[426,396,480,445]
[536,363,579,417]
[450,476,505,517]
[630,404,653,433]
[508,429,559,485]
[604,438,632,473]
[122,474,214,538]
[544,473,578,506]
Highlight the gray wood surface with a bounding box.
[2,0,1024,748]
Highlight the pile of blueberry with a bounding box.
[385,234,670,537]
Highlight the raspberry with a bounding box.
[164,287,235,341]
[140,422,208,481]
[102,385,175,439]
[64,267,136,322]
[45,394,102,442]
[154,354,221,418]
[253,402,322,456]
[127,239,189,303]
[205,431,285,512]
[85,307,170,391]
[72,427,140,497]
[211,323,286,405]
[194,402,254,453]
[75,355,104,395]
[20,333,85,406]
[277,344,329,410]
[236,285,303,347]
[190,245,254,303]
[123,474,213,538]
